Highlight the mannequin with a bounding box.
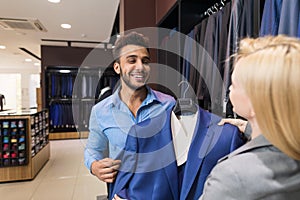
[0,94,5,111]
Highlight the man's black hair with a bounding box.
[112,31,150,62]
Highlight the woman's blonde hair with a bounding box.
[235,35,300,160]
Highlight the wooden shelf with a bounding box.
[49,132,80,140]
[0,110,50,182]
[0,143,50,182]
[49,131,89,140]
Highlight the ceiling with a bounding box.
[0,0,120,69]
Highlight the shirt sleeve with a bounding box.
[84,106,109,171]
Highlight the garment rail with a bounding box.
[203,0,231,16]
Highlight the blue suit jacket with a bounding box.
[180,107,245,200]
[109,108,179,200]
[109,106,245,200]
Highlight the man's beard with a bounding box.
[119,67,149,91]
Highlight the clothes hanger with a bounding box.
[173,81,198,115]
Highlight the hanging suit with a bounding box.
[259,0,282,36]
[278,0,300,37]
[179,106,245,200]
[110,106,245,200]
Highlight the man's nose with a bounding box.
[135,59,144,69]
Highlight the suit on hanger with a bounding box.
[110,105,245,200]
[179,106,245,200]
[278,0,300,37]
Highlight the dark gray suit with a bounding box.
[200,135,300,200]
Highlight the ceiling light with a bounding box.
[48,0,61,3]
[0,45,6,49]
[61,24,71,29]
[59,69,71,73]
[34,62,40,66]
[25,58,32,62]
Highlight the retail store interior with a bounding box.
[1,0,299,199]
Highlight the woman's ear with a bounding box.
[114,62,120,74]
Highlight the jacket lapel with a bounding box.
[180,108,212,199]
[160,109,179,199]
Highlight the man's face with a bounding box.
[114,45,150,91]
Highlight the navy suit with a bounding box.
[110,106,245,200]
[109,108,179,200]
[180,107,245,200]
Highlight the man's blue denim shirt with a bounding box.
[84,86,175,170]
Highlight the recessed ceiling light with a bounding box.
[25,58,32,62]
[59,69,71,73]
[48,0,61,3]
[61,24,71,29]
[0,45,6,49]
[34,63,40,66]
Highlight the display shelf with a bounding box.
[0,119,27,167]
[0,109,50,182]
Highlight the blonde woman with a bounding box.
[200,35,300,199]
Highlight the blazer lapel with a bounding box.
[180,108,212,199]
[160,109,179,199]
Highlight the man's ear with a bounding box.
[114,62,120,74]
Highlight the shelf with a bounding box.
[0,110,50,182]
[49,132,80,140]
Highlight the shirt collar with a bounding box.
[110,85,161,108]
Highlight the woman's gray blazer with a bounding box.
[200,135,300,200]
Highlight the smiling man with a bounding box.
[84,32,176,198]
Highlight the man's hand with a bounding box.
[91,158,121,183]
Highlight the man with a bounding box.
[84,31,176,193]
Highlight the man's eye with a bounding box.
[143,59,150,64]
[128,59,136,63]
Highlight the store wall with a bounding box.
[0,66,41,110]
[119,0,156,32]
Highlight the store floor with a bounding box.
[0,139,108,200]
